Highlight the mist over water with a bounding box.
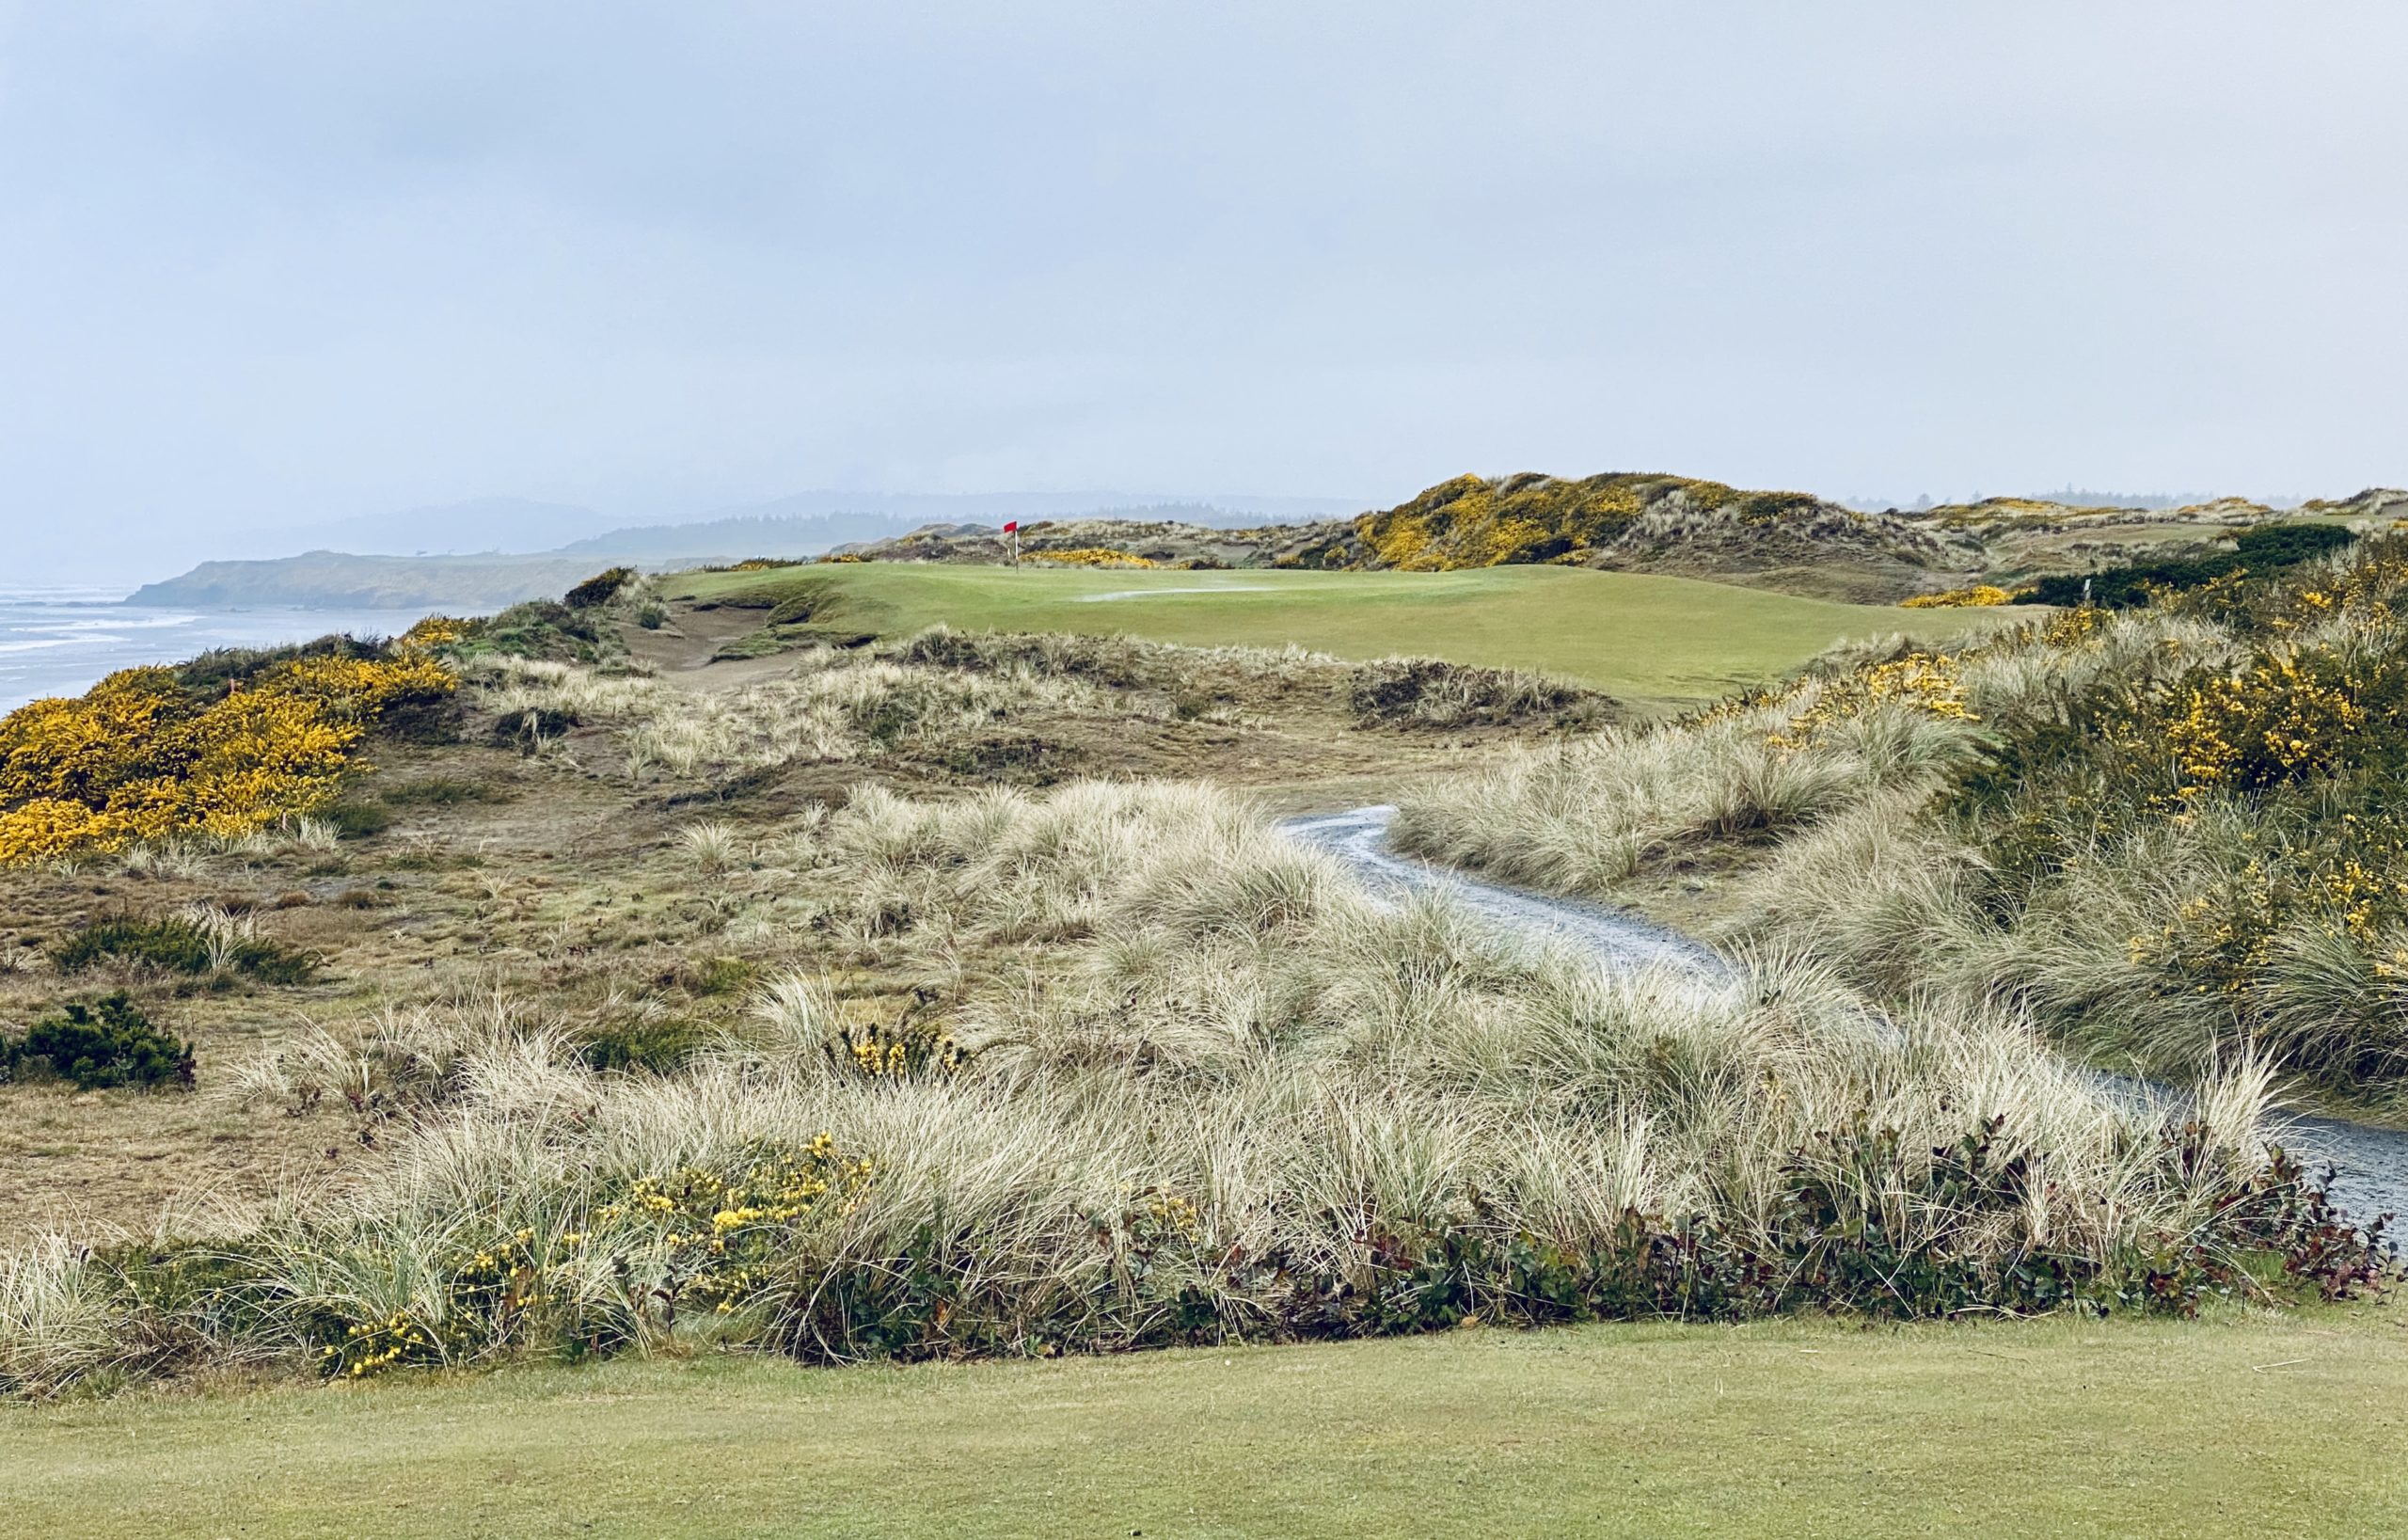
[0,586,450,712]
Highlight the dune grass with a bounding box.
[1390,537,2408,1113]
[12,1302,2407,1539]
[667,564,2009,708]
[10,779,2366,1405]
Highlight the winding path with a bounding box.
[1281,804,2407,1230]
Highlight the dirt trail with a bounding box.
[1283,804,2407,1230]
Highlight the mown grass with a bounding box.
[12,1303,2406,1539]
[666,564,2010,708]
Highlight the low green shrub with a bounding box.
[576,1016,714,1073]
[3,992,194,1090]
[51,915,316,985]
[321,802,395,840]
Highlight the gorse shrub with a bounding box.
[4,992,194,1091]
[1356,472,1824,570]
[0,639,454,864]
[1023,548,1162,568]
[1399,533,2408,1108]
[1901,584,2020,609]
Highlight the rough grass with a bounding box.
[10,1304,2408,1539]
[477,627,1604,790]
[665,564,2013,709]
[6,780,2353,1401]
[1393,545,2408,1112]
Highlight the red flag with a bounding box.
[1003,521,1020,533]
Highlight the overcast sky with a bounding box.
[4,2,2404,577]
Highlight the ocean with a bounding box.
[0,586,452,713]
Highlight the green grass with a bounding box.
[14,1307,2405,1538]
[670,564,2010,707]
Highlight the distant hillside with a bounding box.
[836,472,1985,602]
[831,516,1357,568]
[128,552,610,611]
[1923,486,2408,528]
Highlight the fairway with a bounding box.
[11,1307,2404,1539]
[670,564,2011,707]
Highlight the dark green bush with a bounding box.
[4,992,194,1090]
[564,567,637,609]
[2234,521,2356,565]
[51,916,316,984]
[2018,523,2357,610]
[2019,554,2240,609]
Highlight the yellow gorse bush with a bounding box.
[0,645,454,864]
[1355,472,1832,571]
[1766,652,1976,751]
[2162,646,2368,793]
[1900,584,2022,609]
[1024,548,1163,568]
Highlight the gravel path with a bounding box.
[1280,803,2405,1230]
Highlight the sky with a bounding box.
[4,2,2405,580]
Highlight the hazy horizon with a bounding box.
[6,4,2404,583]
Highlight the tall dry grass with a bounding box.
[471,644,1133,784]
[1392,579,2408,1107]
[6,780,2337,1397]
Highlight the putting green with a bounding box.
[671,564,2011,708]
